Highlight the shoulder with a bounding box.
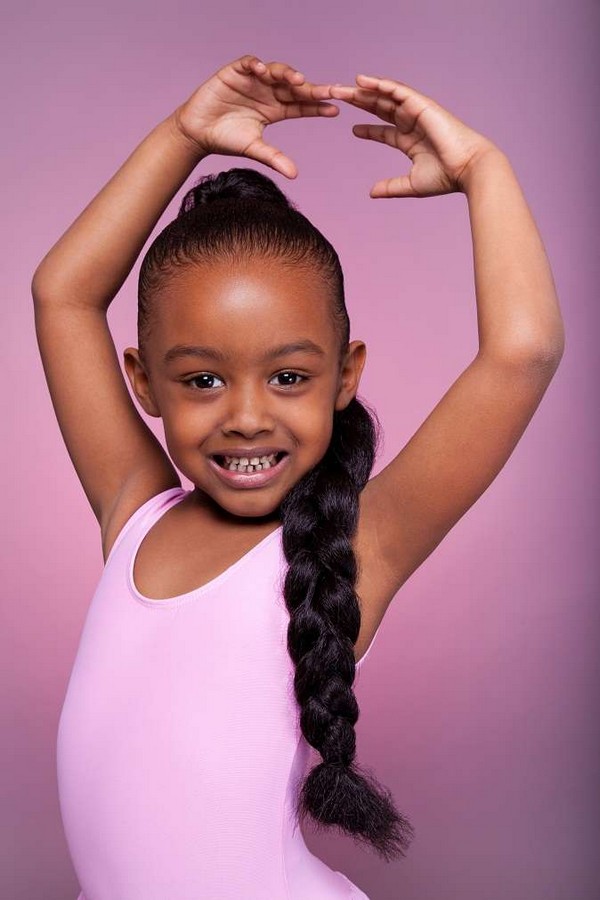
[101,470,183,563]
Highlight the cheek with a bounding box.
[276,386,336,444]
[294,407,334,455]
[160,395,210,444]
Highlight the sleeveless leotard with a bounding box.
[57,487,382,899]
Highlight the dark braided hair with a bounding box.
[137,167,415,861]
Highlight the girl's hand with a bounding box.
[173,55,339,179]
[330,75,500,197]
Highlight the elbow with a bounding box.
[31,265,61,306]
[31,267,48,305]
[528,329,566,374]
[479,328,566,375]
[520,313,567,373]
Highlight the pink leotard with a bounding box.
[57,487,382,899]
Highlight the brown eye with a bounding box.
[183,373,224,390]
[270,371,308,387]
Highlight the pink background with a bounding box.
[3,1,599,897]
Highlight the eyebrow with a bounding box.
[163,339,327,365]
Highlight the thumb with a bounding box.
[370,175,418,198]
[244,136,298,179]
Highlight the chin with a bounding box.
[209,489,282,520]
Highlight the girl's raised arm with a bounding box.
[31,56,339,555]
[329,75,565,607]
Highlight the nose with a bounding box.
[221,382,275,438]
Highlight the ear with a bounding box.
[123,348,162,418]
[334,340,367,411]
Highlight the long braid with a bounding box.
[137,166,416,860]
[280,397,415,860]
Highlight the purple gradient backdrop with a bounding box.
[3,1,599,897]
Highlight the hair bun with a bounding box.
[178,167,297,217]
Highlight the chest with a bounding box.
[131,514,393,665]
[132,522,271,600]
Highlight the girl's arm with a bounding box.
[31,56,340,553]
[330,77,564,602]
[31,113,201,540]
[460,148,564,364]
[32,114,205,310]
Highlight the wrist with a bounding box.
[457,143,510,194]
[166,106,210,161]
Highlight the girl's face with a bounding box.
[125,258,366,522]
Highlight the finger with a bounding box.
[329,85,398,121]
[235,55,271,77]
[235,57,307,94]
[276,100,340,119]
[355,73,417,104]
[277,81,340,102]
[369,175,418,199]
[251,62,343,99]
[352,123,402,148]
[243,136,298,179]
[352,122,418,164]
[356,75,440,133]
[298,102,340,117]
[330,84,383,103]
[255,60,306,86]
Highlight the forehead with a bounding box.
[151,259,339,362]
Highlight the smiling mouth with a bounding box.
[212,451,288,473]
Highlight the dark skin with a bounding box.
[124,258,366,526]
[32,56,563,661]
[120,258,369,605]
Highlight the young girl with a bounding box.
[32,55,565,900]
